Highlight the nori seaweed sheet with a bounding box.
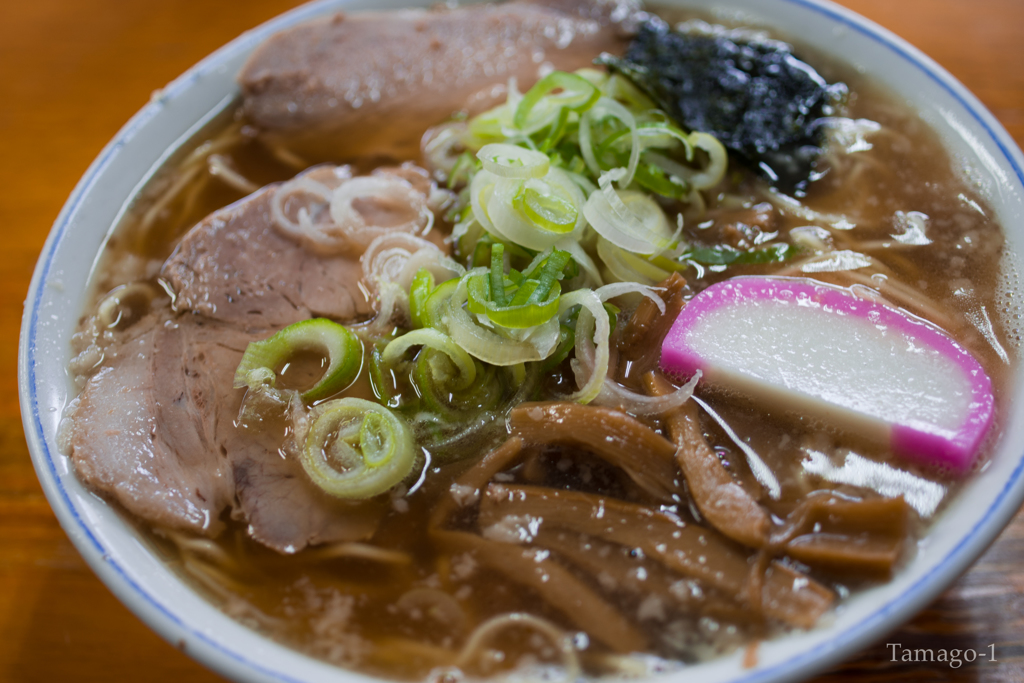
[600,19,847,194]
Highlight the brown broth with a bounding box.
[75,11,1019,683]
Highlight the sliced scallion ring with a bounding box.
[597,236,674,285]
[465,247,571,329]
[514,71,600,131]
[465,100,515,147]
[467,272,562,328]
[580,97,640,188]
[559,289,611,404]
[414,353,502,419]
[469,171,502,238]
[420,276,461,331]
[233,318,363,403]
[477,143,550,179]
[633,161,691,199]
[601,73,655,111]
[599,122,694,159]
[535,106,571,152]
[686,132,729,190]
[513,179,578,234]
[381,327,477,390]
[644,132,728,191]
[477,168,587,250]
[409,268,435,329]
[445,274,560,365]
[302,398,416,499]
[584,171,676,256]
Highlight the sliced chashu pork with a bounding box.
[239,0,641,161]
[70,312,384,550]
[68,314,235,536]
[158,315,385,552]
[161,165,371,331]
[161,163,440,330]
[72,164,429,551]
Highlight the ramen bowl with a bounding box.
[18,1,1024,682]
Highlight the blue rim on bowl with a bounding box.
[19,1,1024,682]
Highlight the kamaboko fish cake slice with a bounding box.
[660,277,994,473]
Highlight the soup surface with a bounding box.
[62,2,1018,681]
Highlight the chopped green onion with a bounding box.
[580,97,640,187]
[513,181,578,234]
[301,398,416,499]
[413,353,502,419]
[686,132,729,190]
[599,122,694,161]
[477,143,551,179]
[601,72,656,111]
[540,322,577,372]
[525,249,572,303]
[382,328,477,391]
[633,161,690,199]
[466,100,516,146]
[597,236,674,285]
[473,167,587,251]
[507,362,528,387]
[558,289,611,404]
[446,274,561,365]
[466,247,572,329]
[489,242,508,307]
[514,71,600,131]
[534,107,571,152]
[409,268,435,329]
[234,318,363,403]
[362,69,736,418]
[605,303,621,335]
[447,152,480,189]
[468,234,535,269]
[644,132,728,191]
[368,340,401,408]
[584,171,676,256]
[467,272,562,328]
[420,277,461,330]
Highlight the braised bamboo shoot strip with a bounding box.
[786,535,904,580]
[509,402,681,503]
[534,529,678,598]
[773,492,911,578]
[532,528,747,623]
[479,484,834,627]
[759,562,835,629]
[619,273,687,368]
[428,436,526,531]
[480,483,746,592]
[645,373,770,549]
[427,437,647,652]
[433,529,648,653]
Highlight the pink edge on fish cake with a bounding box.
[660,276,995,473]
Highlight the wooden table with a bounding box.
[2,1,1022,681]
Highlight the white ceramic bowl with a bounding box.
[19,1,1024,682]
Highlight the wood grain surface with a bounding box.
[2,1,1023,681]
